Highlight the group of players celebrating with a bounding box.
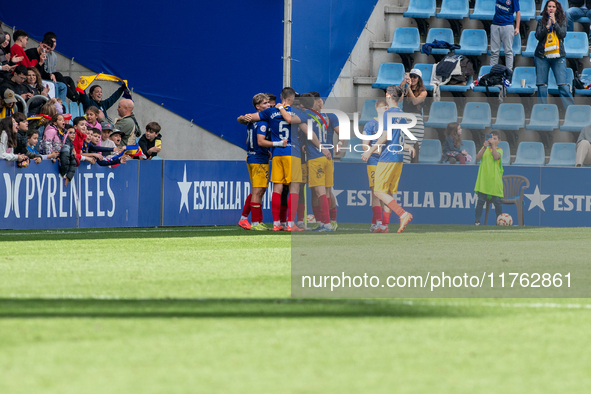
[236,85,412,233]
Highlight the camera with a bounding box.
[486,133,492,140]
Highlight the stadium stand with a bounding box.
[547,142,577,166]
[547,68,574,95]
[519,0,536,21]
[497,141,511,165]
[424,101,458,129]
[473,66,501,94]
[560,105,591,132]
[512,142,546,166]
[460,140,477,165]
[459,102,492,130]
[412,64,434,91]
[372,63,405,90]
[437,0,469,20]
[575,69,591,96]
[507,67,537,94]
[470,0,495,21]
[422,28,455,56]
[522,31,538,58]
[455,29,488,56]
[359,99,378,127]
[564,32,589,59]
[403,0,436,36]
[418,139,443,163]
[387,28,421,54]
[487,33,522,56]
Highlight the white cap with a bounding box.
[409,68,422,78]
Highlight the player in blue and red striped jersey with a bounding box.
[238,87,302,231]
[361,85,413,234]
[237,93,283,231]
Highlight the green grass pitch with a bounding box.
[1,225,590,393]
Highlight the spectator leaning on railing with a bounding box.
[0,116,28,163]
[114,99,139,147]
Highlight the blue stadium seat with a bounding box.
[387,28,421,54]
[460,140,477,165]
[437,0,469,19]
[460,102,492,129]
[564,32,589,58]
[522,31,538,57]
[473,66,501,94]
[69,102,80,118]
[372,63,405,90]
[404,0,436,18]
[575,68,591,96]
[560,105,591,132]
[455,29,488,56]
[440,75,474,92]
[418,139,443,164]
[470,0,495,20]
[341,136,364,163]
[537,0,569,20]
[424,101,458,128]
[423,29,455,55]
[78,102,84,115]
[547,143,576,166]
[492,103,526,130]
[413,63,434,91]
[512,142,546,166]
[487,33,521,56]
[548,68,574,95]
[359,99,377,127]
[507,67,537,94]
[519,0,536,21]
[526,104,559,131]
[498,141,511,165]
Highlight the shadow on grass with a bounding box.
[0,298,486,319]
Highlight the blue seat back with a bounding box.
[495,103,526,128]
[69,102,80,118]
[458,29,488,53]
[548,68,574,95]
[419,139,442,164]
[341,136,364,162]
[404,0,436,17]
[471,0,496,19]
[580,68,591,86]
[413,63,434,91]
[562,105,591,129]
[373,63,405,88]
[390,28,420,52]
[564,32,589,58]
[519,0,536,20]
[513,142,546,165]
[439,0,469,17]
[478,65,492,78]
[510,67,537,89]
[497,141,511,165]
[460,140,477,165]
[462,102,491,125]
[359,100,378,126]
[425,101,458,126]
[548,143,576,166]
[530,104,559,128]
[425,28,454,45]
[523,31,538,57]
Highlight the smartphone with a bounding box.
[155,140,161,147]
[486,134,492,140]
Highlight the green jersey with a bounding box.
[474,146,504,198]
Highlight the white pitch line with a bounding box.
[0,228,238,236]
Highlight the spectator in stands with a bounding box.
[138,121,162,160]
[442,122,469,164]
[0,65,34,100]
[13,112,31,155]
[575,125,591,166]
[108,128,123,149]
[42,113,67,155]
[27,129,58,162]
[114,99,139,146]
[490,0,520,71]
[1,31,16,83]
[474,130,504,225]
[85,127,126,166]
[24,38,50,74]
[99,120,116,148]
[59,125,78,186]
[77,82,126,121]
[0,116,28,163]
[41,32,78,101]
[86,106,102,134]
[401,68,427,163]
[566,1,591,38]
[26,67,48,96]
[0,88,17,119]
[535,1,575,108]
[10,30,38,68]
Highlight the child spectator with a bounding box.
[442,122,469,164]
[474,130,504,225]
[108,128,123,148]
[99,121,116,149]
[138,121,162,159]
[0,116,28,163]
[84,127,125,166]
[86,106,102,132]
[27,129,58,162]
[42,113,67,155]
[13,112,31,155]
[72,116,96,164]
[59,125,77,186]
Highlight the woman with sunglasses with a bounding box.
[400,68,427,163]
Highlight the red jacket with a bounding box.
[10,44,38,67]
[73,128,87,161]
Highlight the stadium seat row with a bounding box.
[387,28,589,59]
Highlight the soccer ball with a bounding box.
[17,159,29,168]
[306,214,316,223]
[497,213,513,226]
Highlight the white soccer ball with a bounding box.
[306,214,316,223]
[497,213,513,226]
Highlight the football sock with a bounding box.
[386,200,406,218]
[288,193,299,223]
[372,206,382,224]
[311,202,320,223]
[241,193,252,219]
[297,202,305,222]
[251,203,262,225]
[383,211,391,226]
[272,192,282,223]
[329,207,337,221]
[280,205,288,224]
[319,194,330,224]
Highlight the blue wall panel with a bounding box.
[138,160,163,228]
[0,1,283,148]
